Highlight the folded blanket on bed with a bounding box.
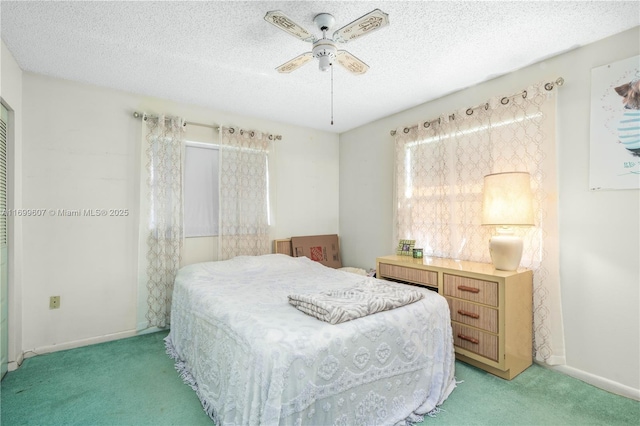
[288,280,424,324]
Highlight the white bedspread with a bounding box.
[167,254,456,426]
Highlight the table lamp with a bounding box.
[481,172,534,271]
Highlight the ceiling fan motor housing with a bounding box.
[312,39,337,71]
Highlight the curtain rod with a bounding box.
[132,111,217,130]
[389,77,564,136]
[132,112,283,140]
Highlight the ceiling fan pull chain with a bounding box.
[331,63,334,125]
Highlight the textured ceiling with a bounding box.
[2,1,639,133]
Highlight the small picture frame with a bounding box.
[396,239,415,256]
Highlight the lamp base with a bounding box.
[489,234,523,271]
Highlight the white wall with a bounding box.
[339,27,640,398]
[20,72,339,353]
[1,41,24,370]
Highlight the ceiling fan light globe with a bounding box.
[318,56,332,72]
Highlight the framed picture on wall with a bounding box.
[589,55,640,190]
[396,239,415,256]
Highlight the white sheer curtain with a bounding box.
[218,127,271,260]
[394,81,566,365]
[139,115,185,328]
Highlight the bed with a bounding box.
[166,254,456,425]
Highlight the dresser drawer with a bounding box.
[447,298,498,333]
[378,262,438,287]
[452,323,499,362]
[443,274,498,306]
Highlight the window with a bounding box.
[184,142,219,237]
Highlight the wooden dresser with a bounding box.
[376,255,533,380]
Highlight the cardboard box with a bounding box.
[291,234,342,268]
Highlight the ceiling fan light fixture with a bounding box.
[312,39,337,72]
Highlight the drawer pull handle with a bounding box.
[458,309,480,319]
[458,285,480,293]
[458,333,479,344]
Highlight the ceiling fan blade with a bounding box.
[336,50,369,75]
[276,52,313,73]
[264,10,315,42]
[333,9,389,43]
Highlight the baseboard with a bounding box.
[23,330,139,360]
[540,354,566,366]
[136,320,169,334]
[544,363,640,401]
[8,352,24,372]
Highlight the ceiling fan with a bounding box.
[264,9,390,75]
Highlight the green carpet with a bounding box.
[1,331,638,425]
[1,331,210,425]
[431,360,639,425]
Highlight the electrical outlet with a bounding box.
[49,296,60,309]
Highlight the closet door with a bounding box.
[0,103,8,380]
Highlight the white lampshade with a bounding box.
[482,172,534,271]
[482,172,534,226]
